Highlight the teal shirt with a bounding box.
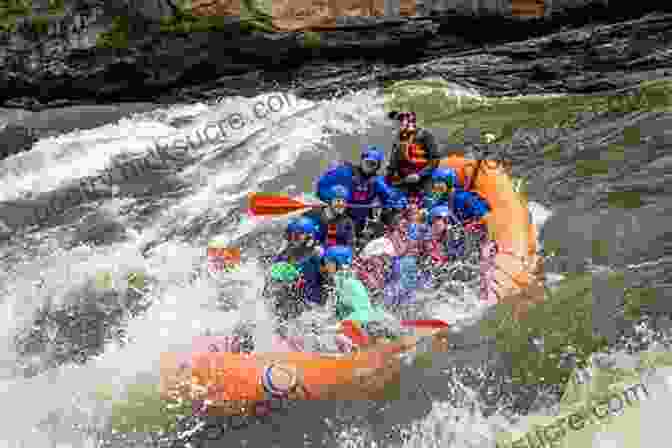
[333,272,385,324]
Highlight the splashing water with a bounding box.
[0,84,564,447]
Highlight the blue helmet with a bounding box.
[323,184,350,202]
[323,245,353,267]
[430,205,457,222]
[431,168,458,188]
[361,146,384,163]
[286,218,300,234]
[294,216,320,238]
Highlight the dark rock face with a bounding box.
[0,124,38,159]
[0,0,671,111]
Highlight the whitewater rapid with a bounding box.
[0,85,561,448]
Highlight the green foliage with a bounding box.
[303,31,321,49]
[0,0,30,15]
[591,239,610,259]
[542,142,563,161]
[574,158,610,177]
[480,272,618,387]
[156,0,273,34]
[622,287,659,321]
[96,15,129,49]
[0,0,29,32]
[0,0,64,34]
[606,191,644,209]
[27,13,48,33]
[412,352,433,369]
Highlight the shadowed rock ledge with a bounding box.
[1,0,672,111]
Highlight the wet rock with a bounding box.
[0,124,38,160]
[1,1,672,108]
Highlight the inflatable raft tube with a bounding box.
[160,328,441,415]
[439,154,543,311]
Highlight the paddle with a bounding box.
[338,319,450,347]
[248,193,388,217]
[248,193,325,217]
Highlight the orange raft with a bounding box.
[159,333,438,415]
[159,156,542,412]
[439,154,543,311]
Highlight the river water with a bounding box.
[0,83,670,448]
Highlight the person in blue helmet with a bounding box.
[315,146,407,241]
[271,216,324,309]
[348,145,408,238]
[304,184,356,251]
[423,167,491,224]
[320,245,385,325]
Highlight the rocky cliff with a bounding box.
[0,0,671,113]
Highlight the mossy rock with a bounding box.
[480,271,621,387]
[383,79,672,147]
[303,31,321,49]
[96,16,130,49]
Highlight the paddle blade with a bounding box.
[401,319,449,329]
[340,320,370,346]
[248,193,312,217]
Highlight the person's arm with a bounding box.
[456,191,491,221]
[386,143,401,178]
[346,218,356,248]
[373,176,406,209]
[415,129,441,178]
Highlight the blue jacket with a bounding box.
[424,190,490,222]
[272,250,323,305]
[316,162,407,225]
[302,209,355,249]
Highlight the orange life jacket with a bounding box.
[326,223,338,247]
[399,143,429,176]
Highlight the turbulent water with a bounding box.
[0,83,669,448]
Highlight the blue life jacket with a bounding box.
[425,190,490,222]
[316,162,407,225]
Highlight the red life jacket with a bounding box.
[399,143,429,176]
[326,223,338,247]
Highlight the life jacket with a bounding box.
[326,223,338,247]
[351,173,375,204]
[399,143,429,176]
